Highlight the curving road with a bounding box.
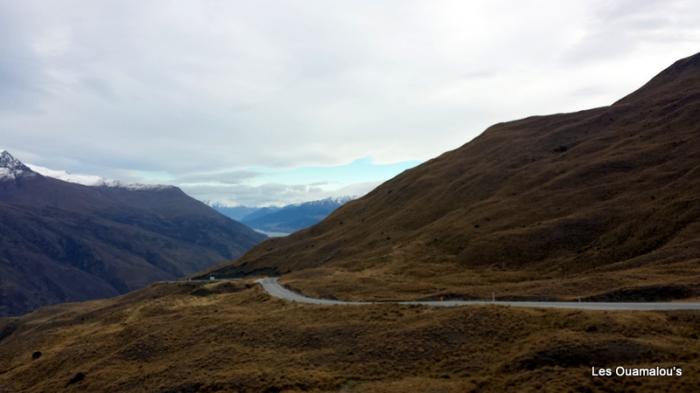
[256,277,700,311]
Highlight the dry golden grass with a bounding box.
[1,280,699,392]
[279,259,700,303]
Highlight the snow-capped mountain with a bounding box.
[0,150,37,181]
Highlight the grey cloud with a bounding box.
[82,78,119,101]
[562,0,700,64]
[0,3,48,112]
[570,85,610,98]
[594,0,668,21]
[176,170,260,185]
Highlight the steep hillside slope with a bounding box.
[0,152,265,316]
[208,53,700,300]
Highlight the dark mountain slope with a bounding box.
[207,53,700,300]
[0,154,265,316]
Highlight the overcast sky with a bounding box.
[2,0,699,206]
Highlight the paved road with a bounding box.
[256,277,700,311]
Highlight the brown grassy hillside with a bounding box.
[1,280,699,392]
[206,53,700,301]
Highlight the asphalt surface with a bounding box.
[256,277,700,311]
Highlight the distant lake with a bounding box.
[254,229,290,238]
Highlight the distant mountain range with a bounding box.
[213,197,351,235]
[211,205,260,221]
[0,151,265,316]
